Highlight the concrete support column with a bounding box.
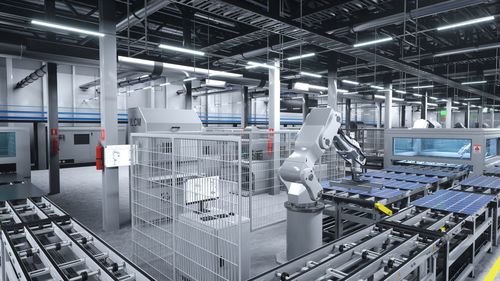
[401,105,406,127]
[1,58,13,125]
[465,102,470,128]
[327,55,338,110]
[375,102,382,128]
[269,59,280,195]
[241,86,249,128]
[47,63,59,194]
[182,10,193,109]
[384,84,393,129]
[99,0,120,231]
[71,65,76,123]
[345,99,351,132]
[445,98,452,128]
[421,92,428,120]
[491,109,495,128]
[302,94,310,121]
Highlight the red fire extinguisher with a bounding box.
[50,128,59,156]
[267,128,274,156]
[96,142,104,170]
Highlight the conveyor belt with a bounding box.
[460,175,500,190]
[363,171,440,184]
[323,183,404,199]
[412,190,494,215]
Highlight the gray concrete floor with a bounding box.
[31,166,284,278]
[31,166,500,280]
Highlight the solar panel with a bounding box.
[323,182,404,199]
[413,190,494,215]
[484,166,500,176]
[460,175,500,190]
[358,177,426,191]
[384,166,455,178]
[363,172,440,184]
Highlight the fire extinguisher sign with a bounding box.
[473,144,481,153]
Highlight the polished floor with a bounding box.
[31,166,499,280]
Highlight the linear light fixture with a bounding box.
[142,86,153,90]
[293,82,327,91]
[159,82,171,86]
[183,77,197,82]
[429,97,438,100]
[342,79,360,85]
[452,106,459,110]
[394,90,407,94]
[462,102,468,106]
[413,93,423,97]
[370,85,384,90]
[300,71,322,78]
[377,89,391,92]
[159,44,205,56]
[353,37,392,48]
[31,19,104,37]
[439,99,448,102]
[464,97,481,101]
[437,16,495,31]
[287,53,315,61]
[118,56,242,78]
[434,42,500,57]
[427,102,438,107]
[453,101,460,104]
[412,85,433,89]
[246,61,276,69]
[408,101,422,104]
[461,80,487,85]
[374,95,403,102]
[342,92,359,95]
[393,97,404,102]
[194,13,235,27]
[337,88,348,93]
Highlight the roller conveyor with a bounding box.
[0,197,154,281]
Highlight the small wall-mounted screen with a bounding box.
[0,132,16,158]
[74,134,90,145]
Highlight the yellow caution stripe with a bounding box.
[484,255,500,281]
[374,203,393,216]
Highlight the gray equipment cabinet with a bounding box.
[0,127,30,180]
[384,128,500,174]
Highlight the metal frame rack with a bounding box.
[250,189,494,281]
[250,223,441,281]
[454,175,500,247]
[0,196,154,281]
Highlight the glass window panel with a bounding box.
[393,137,471,159]
[486,138,498,158]
[0,132,16,158]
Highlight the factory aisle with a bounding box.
[31,166,286,277]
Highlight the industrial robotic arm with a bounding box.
[280,107,366,205]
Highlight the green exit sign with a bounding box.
[439,110,447,117]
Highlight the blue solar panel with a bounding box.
[357,177,426,191]
[484,166,500,176]
[384,166,455,178]
[363,172,440,184]
[413,190,494,215]
[323,183,404,199]
[460,175,500,190]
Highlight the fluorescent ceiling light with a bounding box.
[439,99,448,102]
[287,53,315,61]
[139,74,149,79]
[427,102,438,107]
[452,106,459,110]
[478,106,483,108]
[408,101,422,104]
[204,79,226,88]
[31,19,104,37]
[437,16,495,31]
[293,82,328,91]
[374,94,386,99]
[462,102,468,106]
[118,56,242,78]
[337,89,348,93]
[142,86,153,90]
[394,90,407,94]
[159,82,171,86]
[429,97,438,100]
[370,85,384,90]
[183,77,197,82]
[353,37,392,48]
[159,44,205,56]
[342,79,360,85]
[470,104,477,107]
[393,97,404,102]
[246,61,276,69]
[461,80,487,85]
[342,92,359,95]
[377,89,391,92]
[413,93,423,97]
[464,97,481,101]
[434,42,500,57]
[300,71,322,78]
[453,101,460,104]
[412,85,433,89]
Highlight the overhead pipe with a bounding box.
[351,0,490,33]
[118,74,162,88]
[14,64,46,89]
[215,40,303,65]
[80,71,138,90]
[116,0,172,32]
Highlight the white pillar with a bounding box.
[375,102,381,128]
[268,59,280,129]
[384,84,393,129]
[445,98,452,128]
[491,109,495,128]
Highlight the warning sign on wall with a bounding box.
[473,144,481,153]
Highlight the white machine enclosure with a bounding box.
[0,127,30,179]
[384,128,500,174]
[128,107,202,133]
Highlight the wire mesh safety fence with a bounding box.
[130,133,249,281]
[354,128,384,157]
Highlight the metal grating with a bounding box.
[413,190,494,215]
